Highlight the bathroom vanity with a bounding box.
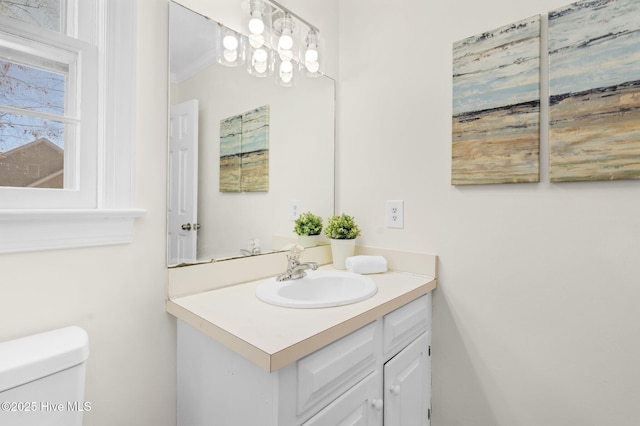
[166,246,437,426]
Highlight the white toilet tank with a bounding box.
[0,326,90,426]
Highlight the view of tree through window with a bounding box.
[0,0,68,189]
[0,0,62,32]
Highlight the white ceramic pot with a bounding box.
[329,238,356,269]
[298,234,320,248]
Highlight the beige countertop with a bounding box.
[167,263,436,373]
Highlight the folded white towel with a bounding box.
[345,255,388,274]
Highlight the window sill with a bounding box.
[0,209,147,254]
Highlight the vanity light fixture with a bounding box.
[238,0,322,86]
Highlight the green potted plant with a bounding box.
[324,214,362,269]
[294,212,323,247]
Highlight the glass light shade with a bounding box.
[247,0,266,34]
[254,48,268,63]
[277,59,294,87]
[305,48,318,63]
[216,26,245,67]
[249,18,264,34]
[248,17,264,35]
[244,0,270,50]
[223,35,239,50]
[273,12,297,59]
[248,47,273,77]
[279,33,293,50]
[303,29,321,77]
[280,60,293,73]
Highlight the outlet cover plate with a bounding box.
[386,200,404,229]
[291,200,301,221]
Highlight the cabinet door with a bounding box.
[303,371,383,426]
[384,332,431,426]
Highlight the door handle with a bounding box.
[181,223,192,231]
[194,223,201,230]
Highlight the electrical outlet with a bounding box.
[386,200,404,229]
[291,200,301,221]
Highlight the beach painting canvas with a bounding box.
[240,106,269,192]
[219,114,242,192]
[549,0,640,182]
[452,16,541,185]
[219,105,269,192]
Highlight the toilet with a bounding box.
[0,326,90,426]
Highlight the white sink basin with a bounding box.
[256,270,378,308]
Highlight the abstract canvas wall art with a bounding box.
[219,115,242,192]
[548,0,640,182]
[452,16,541,185]
[219,105,269,192]
[239,106,269,192]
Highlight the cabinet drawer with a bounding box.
[383,293,430,358]
[302,371,382,426]
[297,321,380,416]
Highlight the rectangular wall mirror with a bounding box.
[167,1,335,267]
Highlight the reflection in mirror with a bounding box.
[168,2,334,267]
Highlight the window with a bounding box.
[0,25,89,199]
[0,0,144,254]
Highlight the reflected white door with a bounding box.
[168,99,199,265]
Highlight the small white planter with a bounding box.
[329,238,356,269]
[298,234,321,248]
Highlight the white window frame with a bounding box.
[0,20,96,208]
[0,0,145,254]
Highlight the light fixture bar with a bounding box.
[267,0,319,33]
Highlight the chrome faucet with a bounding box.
[240,238,262,256]
[276,245,318,282]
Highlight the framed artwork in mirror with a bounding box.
[219,105,270,192]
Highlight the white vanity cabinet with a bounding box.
[306,332,431,426]
[177,292,432,426]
